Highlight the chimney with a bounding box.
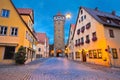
[112,11,116,16]
[95,7,98,11]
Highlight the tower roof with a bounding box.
[57,12,62,16]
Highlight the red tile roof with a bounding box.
[17,8,32,15]
[35,33,49,45]
[71,24,75,30]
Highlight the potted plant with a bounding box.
[14,46,27,64]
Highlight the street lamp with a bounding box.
[65,13,72,19]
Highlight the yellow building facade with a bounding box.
[0,0,37,64]
[72,7,120,67]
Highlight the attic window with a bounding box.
[81,10,83,14]
[112,19,120,25]
[98,16,112,23]
[98,16,107,22]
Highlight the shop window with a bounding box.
[93,50,97,58]
[109,29,114,38]
[0,26,7,35]
[76,52,80,59]
[89,50,93,58]
[1,9,10,18]
[97,49,102,58]
[4,46,15,59]
[112,48,118,59]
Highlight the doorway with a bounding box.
[82,50,86,62]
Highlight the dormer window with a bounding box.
[112,19,120,25]
[107,19,111,23]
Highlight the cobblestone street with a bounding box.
[0,58,120,80]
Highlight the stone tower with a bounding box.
[53,13,65,57]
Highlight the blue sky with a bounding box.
[12,0,120,44]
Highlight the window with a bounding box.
[86,22,91,29]
[112,48,118,59]
[97,49,102,58]
[81,16,84,21]
[38,48,41,52]
[75,40,77,46]
[86,35,89,40]
[1,9,10,18]
[0,26,7,35]
[77,29,80,35]
[92,32,97,41]
[4,46,15,59]
[86,35,90,43]
[84,15,86,19]
[81,10,83,14]
[109,29,114,38]
[81,37,84,45]
[92,32,96,37]
[93,50,97,58]
[10,27,18,36]
[89,50,93,58]
[81,26,85,33]
[76,52,80,58]
[78,39,80,46]
[26,31,28,39]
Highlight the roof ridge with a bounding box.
[82,7,120,18]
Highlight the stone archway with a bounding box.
[56,49,63,57]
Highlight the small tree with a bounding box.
[14,46,27,64]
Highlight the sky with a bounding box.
[12,0,120,44]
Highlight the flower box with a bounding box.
[92,37,97,41]
[85,39,90,43]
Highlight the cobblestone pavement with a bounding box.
[0,58,120,80]
[0,58,46,80]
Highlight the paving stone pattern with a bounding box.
[0,58,120,80]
